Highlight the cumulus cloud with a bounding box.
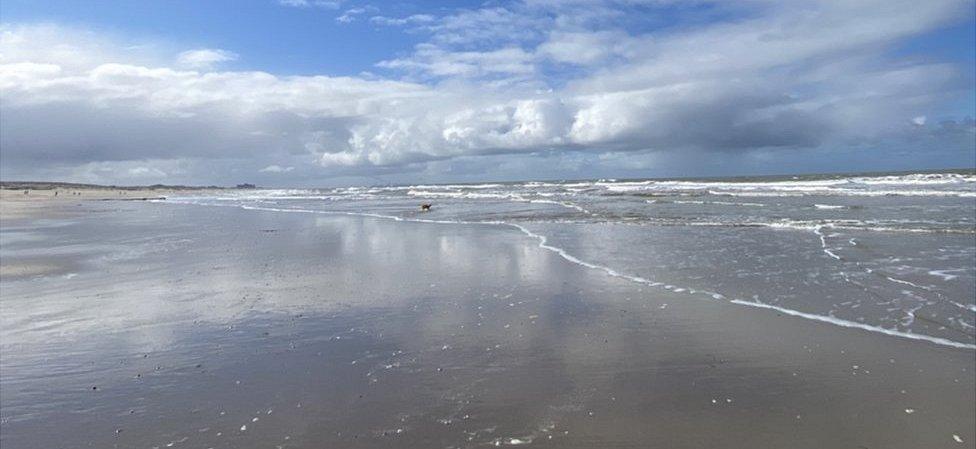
[1,0,974,186]
[176,48,238,70]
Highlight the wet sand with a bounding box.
[1,200,973,448]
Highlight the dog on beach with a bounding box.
[420,203,432,211]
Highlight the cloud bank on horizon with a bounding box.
[1,0,974,186]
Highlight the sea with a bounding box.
[167,170,976,349]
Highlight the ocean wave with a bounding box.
[406,190,517,200]
[850,173,976,185]
[709,189,976,197]
[669,200,765,207]
[309,173,976,200]
[403,190,590,214]
[588,217,974,234]
[262,173,976,199]
[554,173,976,198]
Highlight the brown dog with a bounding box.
[420,203,432,211]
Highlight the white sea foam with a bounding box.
[813,225,842,260]
[669,200,763,207]
[729,299,976,350]
[404,189,590,214]
[709,190,805,197]
[929,269,965,281]
[883,275,931,291]
[529,199,590,214]
[258,173,976,201]
[406,190,514,199]
[712,189,976,198]
[588,173,975,198]
[672,219,967,234]
[850,173,976,185]
[712,201,764,207]
[948,301,976,313]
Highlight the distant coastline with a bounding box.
[0,181,255,191]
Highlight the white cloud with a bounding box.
[336,9,360,23]
[259,165,296,173]
[537,30,630,65]
[128,166,168,178]
[1,0,974,185]
[377,44,536,79]
[336,6,378,23]
[58,159,188,185]
[278,0,342,9]
[422,6,544,46]
[176,48,238,70]
[369,14,436,26]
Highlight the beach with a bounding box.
[1,191,973,448]
[3,0,975,446]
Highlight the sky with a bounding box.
[0,0,974,187]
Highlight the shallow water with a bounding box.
[1,202,973,448]
[168,170,976,347]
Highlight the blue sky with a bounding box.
[1,0,974,186]
[0,0,483,76]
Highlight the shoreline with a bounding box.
[1,198,973,448]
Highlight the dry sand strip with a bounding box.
[0,185,223,220]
